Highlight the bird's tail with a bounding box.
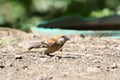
[28,45,40,51]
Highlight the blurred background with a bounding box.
[0,0,120,32]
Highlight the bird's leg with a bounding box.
[41,50,45,56]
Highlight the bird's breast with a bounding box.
[44,44,63,54]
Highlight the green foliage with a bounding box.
[90,8,114,18]
[0,0,120,31]
[20,17,43,32]
[0,1,25,24]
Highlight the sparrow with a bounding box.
[28,35,70,56]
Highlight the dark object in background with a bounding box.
[37,15,120,30]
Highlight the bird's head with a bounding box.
[55,35,70,44]
[47,34,70,45]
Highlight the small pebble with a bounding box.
[22,66,28,69]
[9,64,13,67]
[107,63,118,69]
[0,65,5,69]
[15,55,23,60]
[40,57,48,63]
[87,67,99,73]
[111,63,118,69]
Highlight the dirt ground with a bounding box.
[0,28,120,80]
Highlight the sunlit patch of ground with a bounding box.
[0,28,120,80]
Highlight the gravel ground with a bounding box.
[0,28,120,80]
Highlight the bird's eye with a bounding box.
[57,38,65,44]
[62,36,70,40]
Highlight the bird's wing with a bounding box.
[40,41,52,48]
[40,35,63,48]
[28,37,58,50]
[28,41,51,49]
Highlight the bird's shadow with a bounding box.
[56,55,80,59]
[18,51,80,60]
[45,54,81,60]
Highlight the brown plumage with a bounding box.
[28,35,70,55]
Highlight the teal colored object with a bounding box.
[31,27,120,39]
[36,15,120,30]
